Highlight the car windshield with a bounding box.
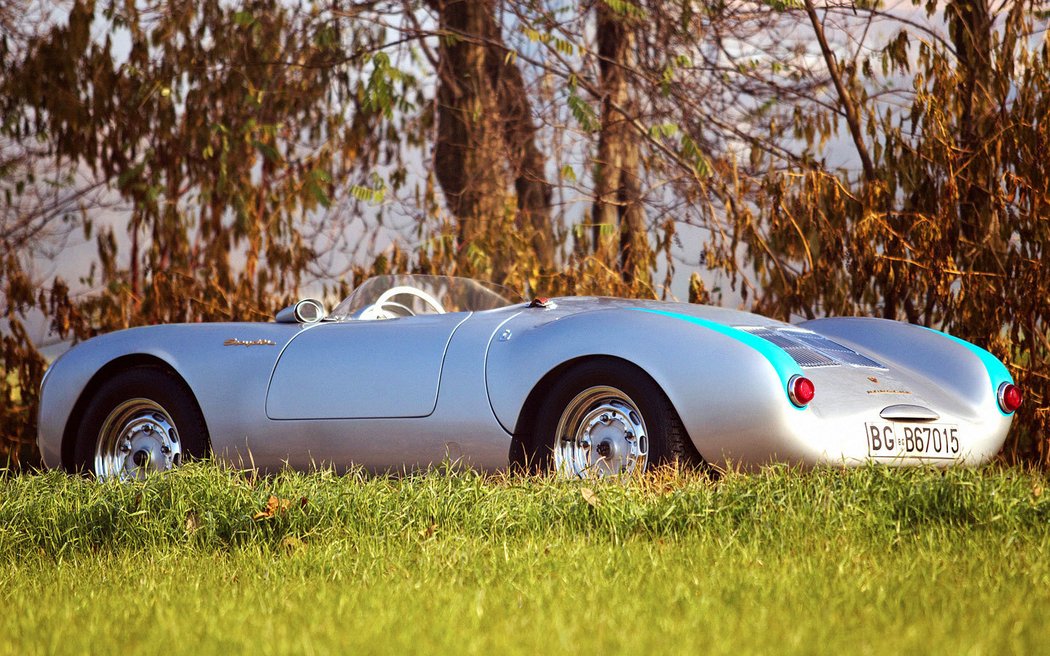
[329,275,522,320]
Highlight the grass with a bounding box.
[0,464,1048,654]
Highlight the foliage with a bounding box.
[4,463,1050,554]
[1,0,1048,465]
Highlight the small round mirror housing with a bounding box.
[275,299,326,324]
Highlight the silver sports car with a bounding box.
[37,275,1021,479]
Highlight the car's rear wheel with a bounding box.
[531,358,700,478]
[74,367,209,480]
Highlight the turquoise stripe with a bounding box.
[922,327,1014,416]
[633,308,804,408]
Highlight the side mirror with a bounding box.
[275,299,326,324]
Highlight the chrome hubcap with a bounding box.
[553,386,648,478]
[94,399,182,480]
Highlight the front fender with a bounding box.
[37,323,302,469]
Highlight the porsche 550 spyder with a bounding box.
[37,275,1021,479]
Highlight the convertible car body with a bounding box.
[37,275,1021,479]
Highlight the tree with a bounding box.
[0,0,391,464]
[3,1,1048,465]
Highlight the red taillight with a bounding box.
[998,382,1022,414]
[788,375,815,407]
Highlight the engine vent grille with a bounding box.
[740,327,886,370]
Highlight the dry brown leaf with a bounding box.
[281,536,306,553]
[185,509,200,534]
[253,495,291,520]
[1034,484,1043,499]
[581,487,599,507]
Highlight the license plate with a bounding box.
[865,422,960,459]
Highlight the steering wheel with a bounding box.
[358,286,446,320]
[366,300,415,320]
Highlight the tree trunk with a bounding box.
[428,0,509,265]
[487,29,554,269]
[592,1,650,287]
[427,0,553,275]
[947,0,994,246]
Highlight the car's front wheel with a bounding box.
[74,367,209,480]
[531,358,700,478]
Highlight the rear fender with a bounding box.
[485,309,808,462]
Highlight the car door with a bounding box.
[265,312,471,419]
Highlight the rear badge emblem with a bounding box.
[868,376,879,384]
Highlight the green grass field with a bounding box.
[1,465,1048,655]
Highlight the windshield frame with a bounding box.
[328,275,523,321]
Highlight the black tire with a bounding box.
[529,358,701,477]
[73,366,209,478]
